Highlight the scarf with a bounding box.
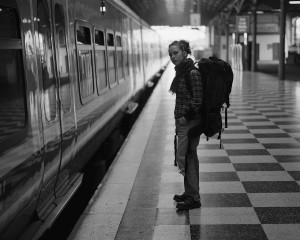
[169,58,195,94]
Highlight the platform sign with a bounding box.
[236,16,250,33]
[190,13,201,26]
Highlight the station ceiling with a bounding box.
[120,0,300,26]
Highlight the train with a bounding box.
[0,0,169,239]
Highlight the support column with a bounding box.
[226,20,229,62]
[279,0,286,80]
[251,2,257,72]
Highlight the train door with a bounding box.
[50,0,79,198]
[131,20,144,93]
[34,0,64,217]
[129,19,137,91]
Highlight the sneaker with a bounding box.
[176,198,201,210]
[173,193,187,202]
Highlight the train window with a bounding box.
[95,30,104,46]
[37,0,57,121]
[76,23,94,100]
[116,35,121,47]
[0,4,27,143]
[115,34,123,81]
[77,26,91,45]
[106,31,116,85]
[55,4,71,114]
[94,29,107,91]
[107,33,114,46]
[0,6,20,38]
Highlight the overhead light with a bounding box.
[289,1,300,4]
[247,10,264,14]
[100,0,106,15]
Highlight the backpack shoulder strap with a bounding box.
[184,65,200,96]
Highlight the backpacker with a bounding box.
[173,56,233,166]
[186,56,233,146]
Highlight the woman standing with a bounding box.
[168,40,203,210]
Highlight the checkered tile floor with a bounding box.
[69,66,300,240]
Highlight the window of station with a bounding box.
[293,17,300,45]
[37,0,57,121]
[76,23,95,100]
[55,4,71,114]
[0,3,27,144]
[94,29,107,92]
[115,34,124,81]
[107,31,117,85]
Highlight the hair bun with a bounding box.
[168,40,192,55]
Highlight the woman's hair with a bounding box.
[168,40,192,55]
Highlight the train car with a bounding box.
[0,0,169,239]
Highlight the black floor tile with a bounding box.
[284,128,300,133]
[222,139,259,144]
[264,115,294,118]
[127,192,159,208]
[242,181,300,193]
[246,125,279,129]
[227,116,239,119]
[259,110,284,113]
[249,105,275,108]
[227,149,270,156]
[255,207,300,224]
[227,122,244,126]
[241,119,270,122]
[201,193,252,207]
[190,224,268,240]
[223,130,251,134]
[273,121,300,125]
[274,155,300,162]
[198,156,231,163]
[235,113,262,116]
[115,233,153,240]
[233,163,284,171]
[262,143,300,149]
[199,172,240,182]
[254,133,291,138]
[288,171,300,181]
[198,144,223,150]
[117,207,157,231]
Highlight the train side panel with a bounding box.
[0,0,166,239]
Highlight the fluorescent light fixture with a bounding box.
[247,10,264,14]
[289,1,300,4]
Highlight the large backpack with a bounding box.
[186,56,234,146]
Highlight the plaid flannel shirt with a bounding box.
[174,69,203,120]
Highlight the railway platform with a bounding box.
[68,62,300,240]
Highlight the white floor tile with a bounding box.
[248,193,300,207]
[263,224,300,240]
